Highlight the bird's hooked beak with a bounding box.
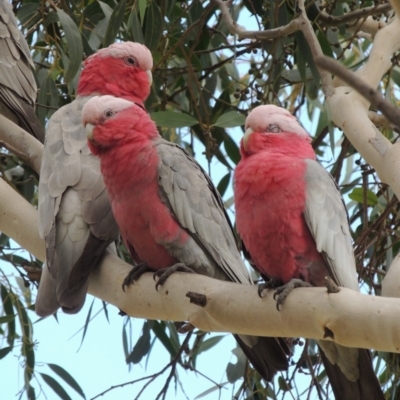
[242,127,254,151]
[85,123,95,142]
[147,70,153,85]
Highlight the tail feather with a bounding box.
[320,347,384,400]
[234,334,290,381]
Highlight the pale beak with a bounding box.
[242,127,254,150]
[86,123,95,141]
[146,70,153,85]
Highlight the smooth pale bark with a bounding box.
[0,115,42,174]
[1,176,400,353]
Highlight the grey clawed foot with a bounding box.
[153,263,194,291]
[273,279,312,311]
[122,262,152,292]
[258,278,283,298]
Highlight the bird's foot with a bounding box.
[122,262,152,292]
[153,263,194,291]
[273,279,312,311]
[258,278,283,298]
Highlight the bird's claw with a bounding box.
[153,263,194,291]
[257,278,283,298]
[273,279,312,311]
[122,262,151,292]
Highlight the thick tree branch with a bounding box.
[315,55,400,131]
[1,177,400,353]
[0,115,43,175]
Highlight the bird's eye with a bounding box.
[265,124,281,133]
[104,110,115,118]
[124,56,136,66]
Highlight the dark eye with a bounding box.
[124,56,136,66]
[265,124,281,133]
[104,110,115,118]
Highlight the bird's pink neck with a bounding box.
[240,132,315,161]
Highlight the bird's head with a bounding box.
[241,105,312,157]
[82,95,157,155]
[78,42,153,105]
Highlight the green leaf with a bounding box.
[0,315,16,324]
[214,111,245,128]
[226,347,246,383]
[40,373,73,400]
[139,0,147,25]
[101,301,109,323]
[151,321,177,357]
[128,6,144,44]
[0,346,12,360]
[79,297,94,349]
[1,285,16,347]
[126,321,151,364]
[47,364,86,399]
[196,335,224,356]
[103,0,127,47]
[224,133,241,165]
[151,111,198,128]
[144,1,163,52]
[56,8,83,83]
[349,188,378,206]
[195,383,228,399]
[217,172,231,197]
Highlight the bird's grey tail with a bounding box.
[234,334,290,381]
[320,347,384,400]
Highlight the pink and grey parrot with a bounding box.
[233,105,384,400]
[81,95,290,381]
[35,42,153,317]
[0,0,44,143]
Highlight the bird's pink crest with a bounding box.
[78,42,153,102]
[246,105,309,137]
[84,42,153,71]
[82,95,134,126]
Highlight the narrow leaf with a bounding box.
[0,346,12,359]
[144,1,163,52]
[224,133,241,165]
[79,298,94,349]
[214,111,245,128]
[217,173,231,197]
[56,8,83,83]
[151,111,198,128]
[349,188,378,206]
[103,0,127,47]
[47,363,86,399]
[40,373,73,400]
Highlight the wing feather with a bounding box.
[155,138,251,284]
[304,159,359,291]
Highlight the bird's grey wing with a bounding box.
[156,138,250,284]
[156,138,289,380]
[303,159,359,291]
[0,1,45,142]
[36,96,119,316]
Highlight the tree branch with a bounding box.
[315,55,400,131]
[1,176,400,353]
[0,115,43,175]
[318,2,391,27]
[212,0,302,40]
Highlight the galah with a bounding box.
[233,105,384,400]
[0,0,44,143]
[82,95,290,382]
[36,42,153,317]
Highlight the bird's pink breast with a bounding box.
[235,152,321,284]
[100,142,188,269]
